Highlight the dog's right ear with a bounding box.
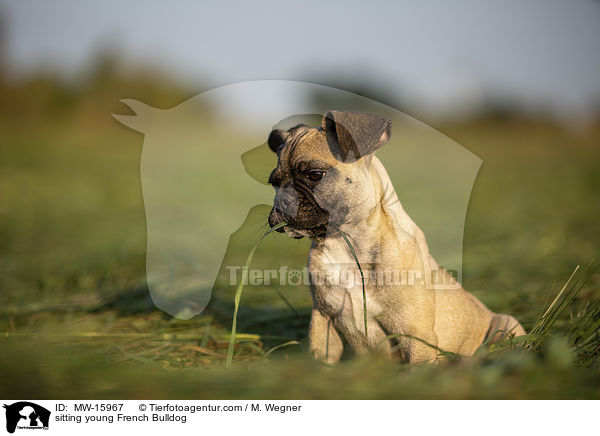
[322,110,391,161]
[268,129,290,153]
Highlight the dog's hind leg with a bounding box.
[485,313,526,344]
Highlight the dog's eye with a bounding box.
[307,170,326,181]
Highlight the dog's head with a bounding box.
[267,110,391,239]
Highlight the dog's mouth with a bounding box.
[281,223,328,239]
[268,208,328,239]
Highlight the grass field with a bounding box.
[1,80,599,399]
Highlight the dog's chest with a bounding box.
[308,240,383,318]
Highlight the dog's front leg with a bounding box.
[309,308,344,364]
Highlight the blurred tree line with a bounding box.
[0,15,597,133]
[0,47,195,128]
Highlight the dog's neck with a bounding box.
[313,156,428,267]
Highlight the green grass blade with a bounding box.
[330,223,368,341]
[263,340,301,359]
[527,261,599,353]
[225,222,287,367]
[381,333,458,361]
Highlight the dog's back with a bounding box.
[374,157,526,356]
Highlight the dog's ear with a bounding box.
[268,124,311,153]
[322,110,391,161]
[268,129,290,153]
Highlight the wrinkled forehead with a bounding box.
[278,127,337,168]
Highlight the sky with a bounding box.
[2,0,600,120]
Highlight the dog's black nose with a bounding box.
[274,186,298,217]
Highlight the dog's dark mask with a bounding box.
[267,124,330,238]
[267,111,391,239]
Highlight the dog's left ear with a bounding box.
[268,129,290,153]
[268,124,311,153]
[322,110,391,161]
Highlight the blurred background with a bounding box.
[1,0,599,399]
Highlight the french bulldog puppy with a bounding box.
[267,111,525,364]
